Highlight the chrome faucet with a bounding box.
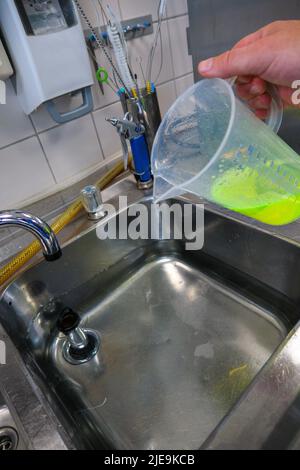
[0,210,62,261]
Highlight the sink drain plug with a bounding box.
[0,427,18,450]
[57,308,100,365]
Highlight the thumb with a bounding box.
[198,43,269,79]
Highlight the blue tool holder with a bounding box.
[130,135,152,183]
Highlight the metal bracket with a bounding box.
[85,15,153,46]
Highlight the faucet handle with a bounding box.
[57,308,80,335]
[81,185,105,221]
[57,307,100,365]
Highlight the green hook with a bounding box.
[96,67,109,84]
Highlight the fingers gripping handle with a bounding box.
[227,77,283,133]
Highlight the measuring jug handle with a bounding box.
[227,77,283,134]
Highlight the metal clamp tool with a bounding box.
[106,113,144,170]
[106,113,153,188]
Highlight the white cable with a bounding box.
[106,4,129,64]
[107,23,135,92]
[74,0,130,94]
[147,0,167,82]
[159,0,167,18]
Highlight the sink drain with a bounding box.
[0,428,18,450]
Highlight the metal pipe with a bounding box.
[0,211,62,261]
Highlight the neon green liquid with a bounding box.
[211,167,300,225]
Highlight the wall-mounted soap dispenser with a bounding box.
[0,38,13,81]
[0,0,94,123]
[0,37,13,104]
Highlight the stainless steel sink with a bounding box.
[1,187,300,450]
[0,386,27,450]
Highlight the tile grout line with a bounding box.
[165,15,177,89]
[90,111,107,162]
[35,130,58,185]
[28,114,58,183]
[0,134,35,152]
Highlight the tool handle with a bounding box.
[130,135,152,183]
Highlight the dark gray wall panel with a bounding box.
[187,0,300,150]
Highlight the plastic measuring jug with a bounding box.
[151,78,300,225]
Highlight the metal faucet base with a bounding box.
[62,330,100,365]
[44,249,62,262]
[137,179,153,190]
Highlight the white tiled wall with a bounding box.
[168,15,193,77]
[93,101,124,158]
[0,0,194,209]
[127,21,174,86]
[38,114,104,184]
[0,137,55,208]
[175,73,194,97]
[0,81,35,147]
[156,81,177,116]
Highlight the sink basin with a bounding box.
[1,191,300,450]
[0,387,27,449]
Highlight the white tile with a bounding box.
[175,73,194,97]
[168,15,193,78]
[167,0,188,18]
[92,78,120,111]
[0,137,55,209]
[0,80,35,149]
[126,21,174,86]
[156,81,177,116]
[93,102,123,158]
[119,0,160,21]
[78,0,121,27]
[39,115,103,184]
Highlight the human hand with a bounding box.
[198,21,300,119]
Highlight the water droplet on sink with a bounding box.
[194,343,214,359]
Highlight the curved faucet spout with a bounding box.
[0,210,62,261]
